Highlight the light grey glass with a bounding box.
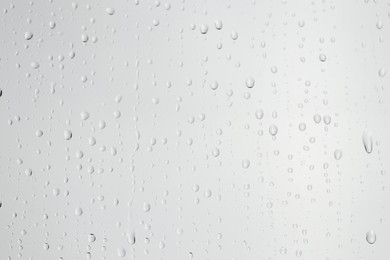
[0,0,389,259]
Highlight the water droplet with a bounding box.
[24,31,33,40]
[80,111,90,121]
[113,110,121,118]
[214,20,223,30]
[48,21,56,29]
[25,168,32,176]
[212,148,220,157]
[81,34,89,43]
[143,203,151,212]
[30,61,39,69]
[231,30,238,40]
[313,114,321,124]
[35,130,43,137]
[88,233,96,243]
[242,159,250,169]
[117,247,126,257]
[362,130,373,154]
[52,188,60,196]
[64,130,72,140]
[75,207,83,216]
[269,124,278,136]
[200,24,209,34]
[128,232,136,245]
[376,20,383,30]
[323,115,331,125]
[298,122,306,131]
[255,109,264,120]
[334,149,343,160]
[210,81,219,90]
[366,230,376,244]
[378,68,386,77]
[106,7,115,15]
[245,77,255,88]
[319,53,327,62]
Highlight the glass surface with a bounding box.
[0,0,389,259]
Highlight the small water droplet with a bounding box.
[378,68,386,77]
[245,77,255,88]
[106,7,115,15]
[210,81,219,90]
[80,111,90,121]
[313,114,321,124]
[48,21,56,29]
[64,130,72,140]
[298,122,306,131]
[269,124,278,136]
[242,159,250,169]
[255,109,264,120]
[30,61,39,69]
[117,247,126,257]
[362,130,373,154]
[231,30,238,40]
[75,207,83,216]
[88,233,96,243]
[24,31,33,40]
[143,203,151,212]
[35,130,43,137]
[128,232,136,245]
[334,149,343,160]
[319,53,327,62]
[212,148,220,157]
[200,24,209,34]
[81,34,89,43]
[214,20,223,30]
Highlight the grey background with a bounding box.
[0,0,389,259]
